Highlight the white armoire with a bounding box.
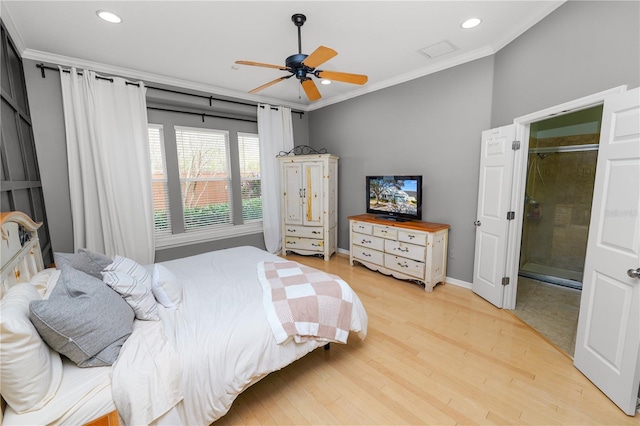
[278,154,338,260]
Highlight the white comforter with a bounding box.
[113,246,368,425]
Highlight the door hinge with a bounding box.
[512,140,521,150]
[507,211,515,220]
[502,277,510,286]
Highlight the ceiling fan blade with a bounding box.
[315,70,368,85]
[248,76,291,94]
[302,46,337,69]
[301,78,322,101]
[235,60,289,71]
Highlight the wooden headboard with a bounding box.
[0,211,45,297]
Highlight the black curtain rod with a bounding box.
[148,106,256,123]
[35,63,304,117]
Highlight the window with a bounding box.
[148,124,171,235]
[175,126,232,230]
[238,132,261,222]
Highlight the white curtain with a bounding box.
[59,67,155,264]
[258,104,294,253]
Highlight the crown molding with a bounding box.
[21,49,311,112]
[0,3,26,53]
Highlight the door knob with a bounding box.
[474,220,482,227]
[627,268,640,279]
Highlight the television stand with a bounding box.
[348,214,449,292]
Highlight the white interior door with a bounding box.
[472,125,516,307]
[574,87,640,415]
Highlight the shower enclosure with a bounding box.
[518,106,603,290]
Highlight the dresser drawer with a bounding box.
[285,236,324,252]
[351,221,373,235]
[284,225,323,239]
[385,240,426,262]
[352,245,384,265]
[398,229,427,246]
[373,225,398,240]
[352,233,385,251]
[384,254,425,279]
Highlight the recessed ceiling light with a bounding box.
[97,10,122,24]
[461,18,481,29]
[320,79,332,85]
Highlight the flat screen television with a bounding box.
[366,175,423,221]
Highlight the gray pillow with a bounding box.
[29,265,135,367]
[54,249,112,278]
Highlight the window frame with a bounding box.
[147,116,262,250]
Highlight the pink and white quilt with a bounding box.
[257,260,359,344]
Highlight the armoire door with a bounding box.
[282,162,303,225]
[303,162,324,227]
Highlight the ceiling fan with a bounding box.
[235,13,368,101]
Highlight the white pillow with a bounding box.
[155,264,182,307]
[28,268,58,298]
[0,283,63,413]
[102,270,159,321]
[152,264,176,309]
[104,256,152,290]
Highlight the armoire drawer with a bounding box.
[285,236,324,252]
[284,225,323,239]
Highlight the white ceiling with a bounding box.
[2,1,564,111]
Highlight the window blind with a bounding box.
[148,125,171,235]
[238,132,262,222]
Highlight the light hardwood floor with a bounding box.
[215,253,636,425]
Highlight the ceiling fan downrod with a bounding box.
[291,13,306,54]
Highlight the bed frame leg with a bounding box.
[324,343,330,350]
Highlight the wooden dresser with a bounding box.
[348,214,449,292]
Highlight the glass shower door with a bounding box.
[519,148,598,289]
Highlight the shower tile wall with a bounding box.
[520,134,599,279]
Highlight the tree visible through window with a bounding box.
[175,126,232,230]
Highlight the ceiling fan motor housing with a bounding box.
[286,53,313,80]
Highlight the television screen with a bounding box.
[366,175,423,221]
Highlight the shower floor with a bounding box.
[513,276,581,357]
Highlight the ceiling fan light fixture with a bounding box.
[461,18,482,29]
[96,10,122,24]
[320,79,332,85]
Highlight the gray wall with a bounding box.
[491,0,640,127]
[309,57,495,283]
[22,61,310,260]
[21,1,640,273]
[308,0,640,284]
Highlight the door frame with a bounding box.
[502,85,628,309]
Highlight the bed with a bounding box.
[0,211,368,425]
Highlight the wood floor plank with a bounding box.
[213,253,638,425]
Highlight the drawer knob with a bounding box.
[362,252,371,257]
[361,239,371,244]
[395,247,409,253]
[397,262,409,268]
[312,231,321,234]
